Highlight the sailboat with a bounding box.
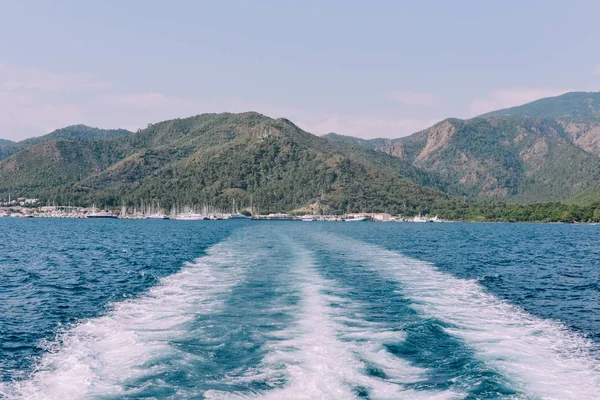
[228,198,250,219]
[145,201,169,219]
[412,214,428,223]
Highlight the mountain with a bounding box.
[321,133,393,151]
[481,92,600,120]
[5,92,600,214]
[326,92,600,203]
[0,125,132,161]
[323,132,410,160]
[19,125,132,146]
[0,112,446,214]
[0,139,16,160]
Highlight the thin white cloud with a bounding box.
[109,93,173,108]
[0,65,440,141]
[96,92,210,129]
[0,91,83,140]
[469,88,570,116]
[202,99,439,139]
[0,65,104,139]
[388,90,439,106]
[0,64,106,92]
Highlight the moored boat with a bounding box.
[147,213,169,220]
[345,216,367,222]
[175,212,205,221]
[228,213,250,219]
[87,210,117,219]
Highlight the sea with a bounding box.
[0,219,599,399]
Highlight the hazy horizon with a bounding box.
[1,1,600,141]
[0,89,597,143]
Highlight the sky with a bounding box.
[1,0,600,141]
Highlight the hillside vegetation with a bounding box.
[3,92,600,218]
[325,92,600,204]
[0,113,446,214]
[0,125,131,161]
[481,92,600,120]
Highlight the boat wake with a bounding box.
[3,227,600,399]
[316,232,600,400]
[1,233,262,399]
[206,240,462,400]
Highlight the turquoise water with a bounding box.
[0,219,599,399]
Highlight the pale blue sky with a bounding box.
[1,0,599,140]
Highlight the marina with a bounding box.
[0,204,445,222]
[0,195,446,222]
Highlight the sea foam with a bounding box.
[1,236,260,400]
[318,232,600,400]
[232,240,462,400]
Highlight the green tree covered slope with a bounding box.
[325,92,600,204]
[0,113,446,214]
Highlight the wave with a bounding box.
[317,232,600,399]
[214,240,462,400]
[0,234,261,400]
[7,227,597,399]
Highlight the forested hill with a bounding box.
[19,125,132,147]
[0,139,15,160]
[0,125,132,161]
[322,133,393,151]
[480,92,600,120]
[325,92,600,204]
[0,112,447,214]
[5,92,600,215]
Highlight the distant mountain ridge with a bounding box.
[322,133,393,151]
[324,92,600,203]
[3,91,600,212]
[481,91,600,120]
[0,125,132,161]
[20,125,132,146]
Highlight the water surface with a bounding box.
[0,220,599,399]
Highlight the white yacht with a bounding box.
[301,215,316,222]
[228,213,250,219]
[87,210,117,219]
[175,212,205,221]
[147,213,169,220]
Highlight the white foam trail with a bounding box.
[1,235,261,400]
[318,233,600,400]
[243,242,462,400]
